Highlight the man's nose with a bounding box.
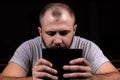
[54,34,62,44]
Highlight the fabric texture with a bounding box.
[9,36,109,74]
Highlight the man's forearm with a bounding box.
[92,72,120,80]
[0,76,32,80]
[1,72,120,80]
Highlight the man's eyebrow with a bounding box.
[59,30,70,32]
[45,31,56,33]
[45,30,70,33]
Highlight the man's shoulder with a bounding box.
[20,36,41,47]
[28,36,41,42]
[74,36,100,49]
[70,36,92,49]
[75,36,98,47]
[74,36,91,43]
[25,36,41,43]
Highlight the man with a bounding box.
[0,2,120,80]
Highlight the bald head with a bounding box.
[52,7,61,21]
[39,3,75,26]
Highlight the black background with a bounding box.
[0,1,120,59]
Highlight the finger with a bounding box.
[36,65,57,74]
[33,71,58,80]
[70,58,91,66]
[63,72,92,79]
[63,65,91,72]
[36,58,53,67]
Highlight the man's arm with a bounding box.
[92,72,120,80]
[0,62,32,80]
[0,58,58,80]
[92,61,120,80]
[63,58,120,80]
[0,76,32,80]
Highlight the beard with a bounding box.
[41,36,74,49]
[49,44,66,49]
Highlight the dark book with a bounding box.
[42,49,82,80]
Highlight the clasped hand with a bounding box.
[32,58,92,80]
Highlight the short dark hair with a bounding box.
[39,3,75,26]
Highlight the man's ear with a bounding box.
[73,24,77,35]
[38,27,42,35]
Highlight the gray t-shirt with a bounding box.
[9,36,109,74]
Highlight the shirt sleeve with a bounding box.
[9,41,32,74]
[86,41,109,73]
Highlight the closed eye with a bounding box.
[46,31,56,36]
[60,31,70,36]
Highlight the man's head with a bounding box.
[38,3,77,49]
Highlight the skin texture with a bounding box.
[39,8,77,49]
[1,3,120,80]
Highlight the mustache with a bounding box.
[50,45,67,49]
[49,43,67,49]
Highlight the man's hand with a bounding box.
[63,58,92,80]
[32,58,58,80]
